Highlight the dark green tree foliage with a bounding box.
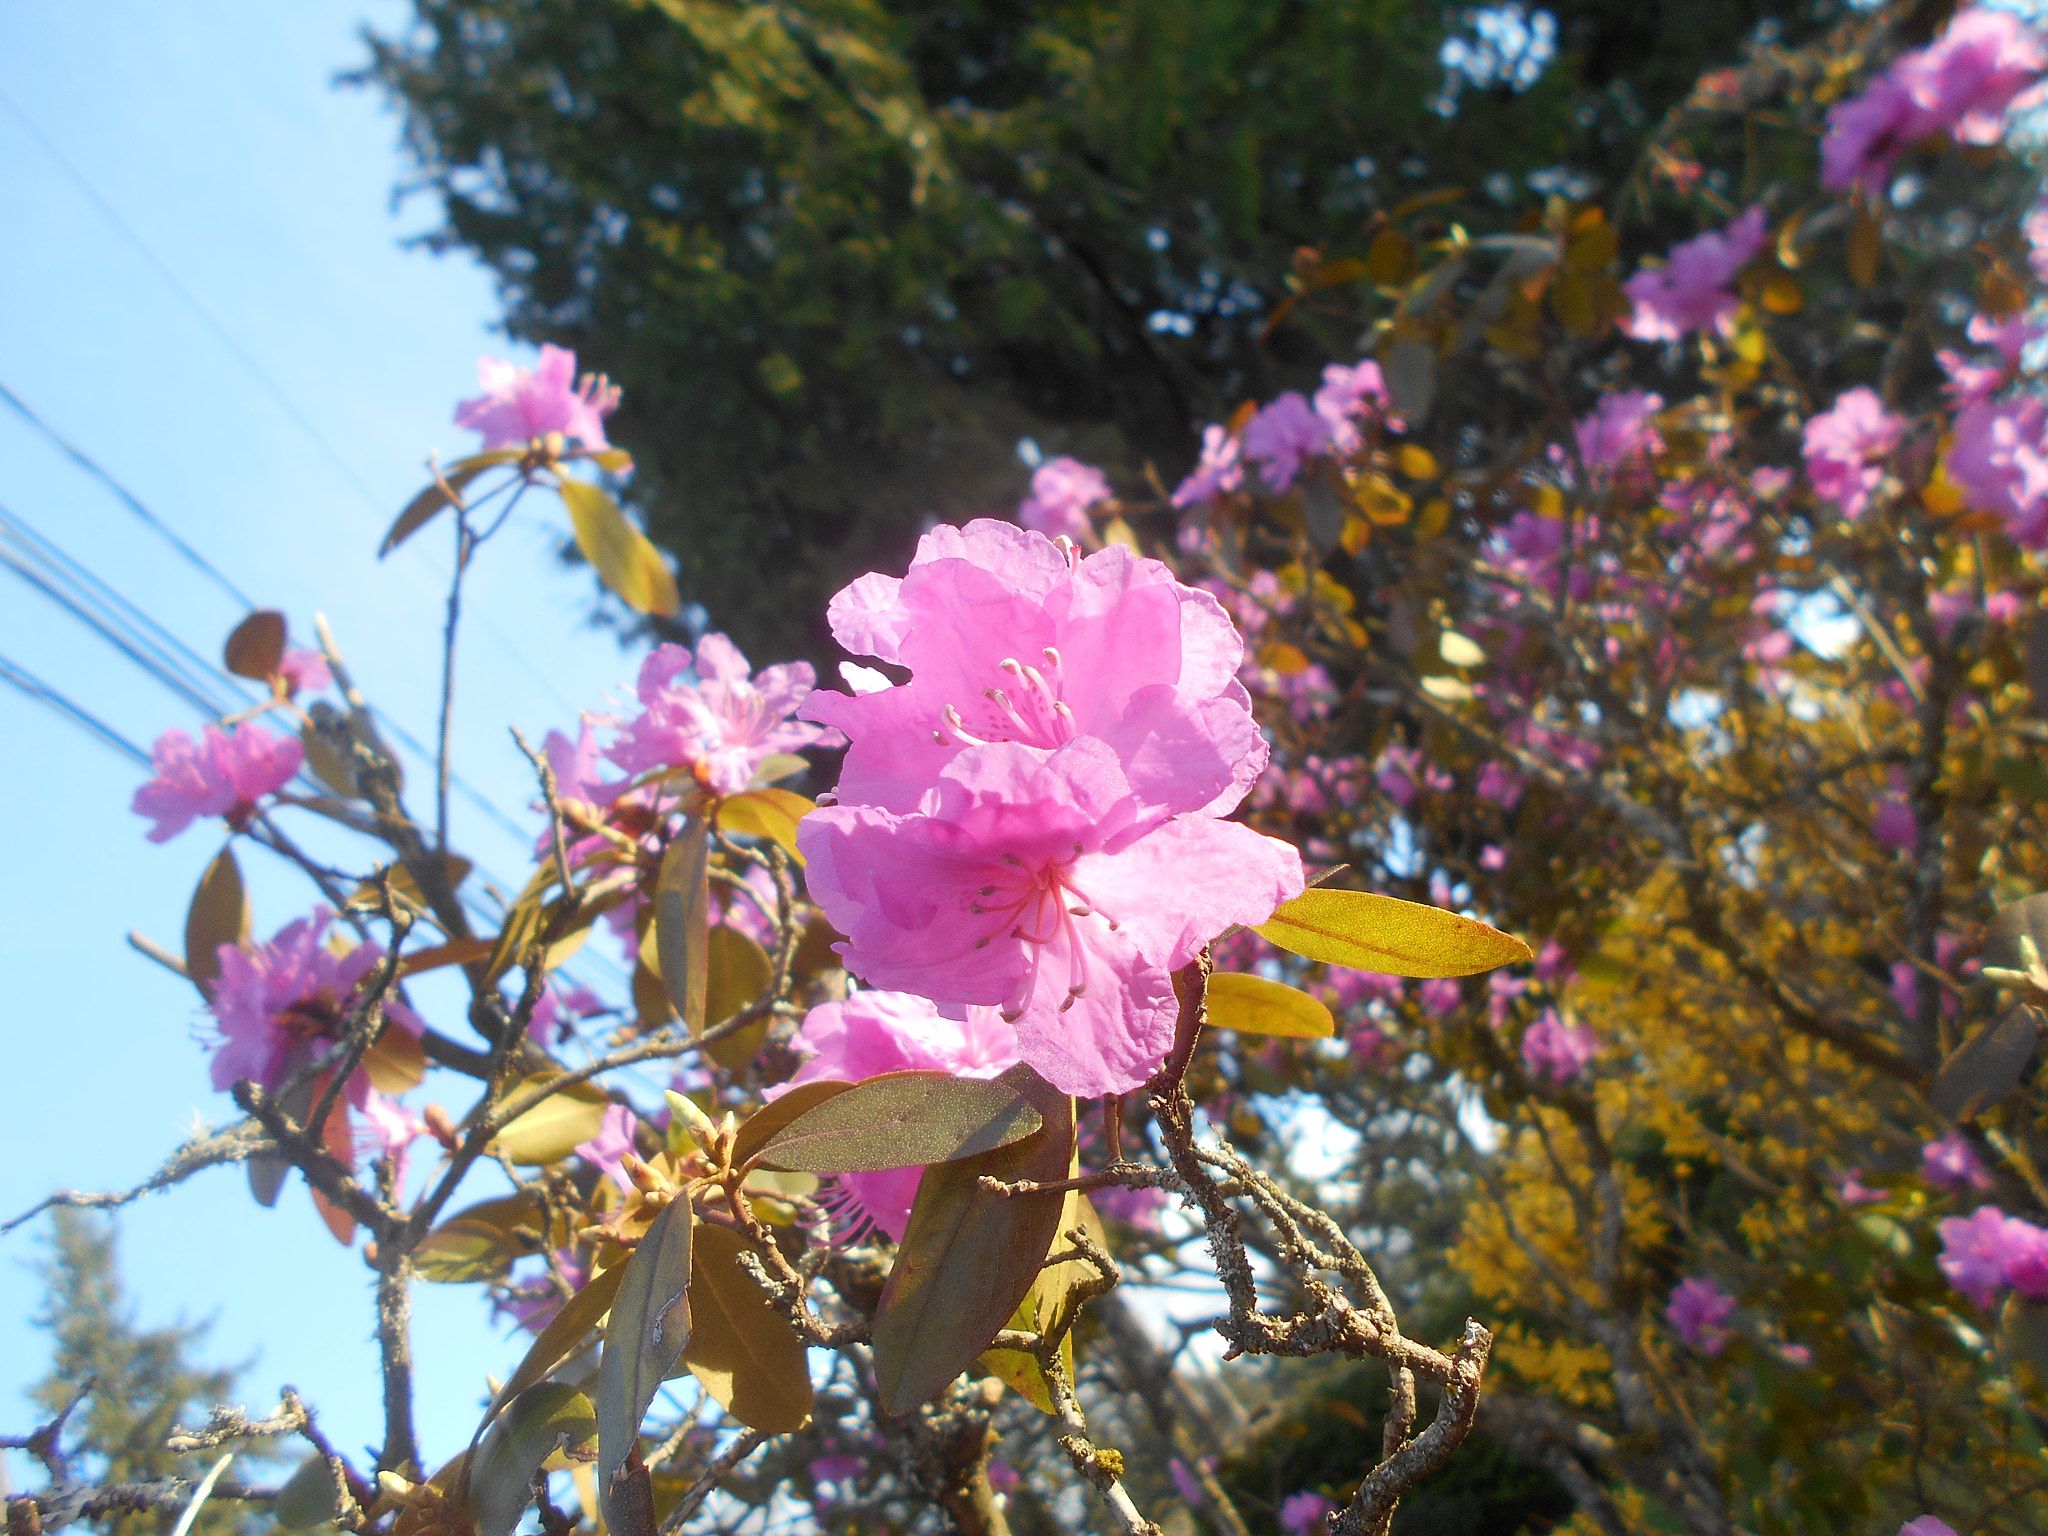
[28,1211,252,1536]
[358,0,1820,663]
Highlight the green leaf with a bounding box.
[1256,888,1531,976]
[494,1075,612,1165]
[379,455,512,557]
[416,1195,548,1283]
[717,788,812,865]
[185,844,248,1000]
[979,1189,1106,1413]
[656,818,711,1034]
[482,1264,626,1435]
[870,1064,1074,1415]
[1205,973,1335,1039]
[597,1198,693,1531]
[704,924,773,1070]
[752,1070,1043,1174]
[470,1382,597,1536]
[272,1455,345,1531]
[683,1222,814,1432]
[557,476,681,617]
[732,1080,853,1169]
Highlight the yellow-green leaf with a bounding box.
[361,1022,427,1095]
[682,1223,813,1432]
[732,1080,853,1169]
[494,1075,611,1165]
[751,1070,1043,1174]
[596,1199,692,1530]
[656,818,710,1033]
[470,1383,597,1536]
[556,476,680,617]
[979,1190,1106,1412]
[1256,888,1531,977]
[481,1264,626,1436]
[717,788,812,865]
[1205,973,1335,1039]
[185,845,249,1000]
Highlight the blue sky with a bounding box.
[0,2,660,1478]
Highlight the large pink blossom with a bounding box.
[1171,424,1245,509]
[1923,1132,1994,1193]
[1622,207,1767,342]
[208,908,424,1104]
[1665,1277,1737,1355]
[766,992,1021,1241]
[1823,7,2048,188]
[605,633,837,795]
[800,737,1303,1097]
[1899,1517,1958,1536]
[455,344,619,450]
[1242,392,1334,491]
[1949,395,2048,546]
[804,520,1266,822]
[133,724,303,843]
[1574,390,1664,470]
[1313,360,1389,455]
[1937,1205,2048,1307]
[1017,457,1111,539]
[1802,387,1905,521]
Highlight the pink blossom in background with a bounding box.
[1242,391,1334,491]
[1776,1341,1814,1366]
[1521,1010,1596,1083]
[1666,1277,1737,1355]
[1376,743,1424,807]
[1532,938,1574,984]
[1936,1205,2048,1307]
[1574,389,1665,470]
[808,1455,865,1491]
[1835,1168,1887,1206]
[455,344,619,450]
[358,1092,426,1189]
[764,991,1021,1241]
[1279,1491,1334,1535]
[1171,424,1245,508]
[1898,1519,1958,1536]
[1488,970,1530,1026]
[605,633,836,796]
[1923,1132,1994,1193]
[985,1460,1020,1494]
[208,908,424,1103]
[1937,348,2006,408]
[1802,388,1904,521]
[576,1105,640,1193]
[495,1249,591,1334]
[1480,844,1508,871]
[527,983,606,1046]
[2030,199,2048,281]
[277,647,332,697]
[1476,760,1525,810]
[1313,359,1389,453]
[1017,456,1112,539]
[804,520,1266,822]
[1822,72,1925,189]
[1987,589,2025,625]
[1169,1458,1205,1507]
[1928,587,1978,639]
[133,723,303,842]
[1948,395,2048,546]
[1968,310,2038,368]
[1093,1183,1169,1230]
[1873,770,1917,854]
[800,736,1303,1098]
[1621,207,1767,342]
[1889,960,1923,1020]
[1418,977,1463,1017]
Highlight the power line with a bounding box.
[0,650,149,764]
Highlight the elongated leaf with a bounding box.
[706,924,772,1024]
[1257,888,1530,976]
[655,819,710,1033]
[471,1382,597,1536]
[719,789,813,865]
[683,1223,813,1432]
[980,1190,1106,1413]
[1934,1006,2044,1122]
[380,454,513,557]
[1206,973,1335,1039]
[272,1454,344,1531]
[733,1081,853,1169]
[484,1264,627,1433]
[362,1024,426,1095]
[752,1071,1042,1174]
[224,609,287,680]
[398,938,497,977]
[184,845,248,999]
[417,1196,546,1283]
[748,753,809,788]
[557,477,680,617]
[494,1075,611,1165]
[597,1199,693,1529]
[871,1066,1074,1415]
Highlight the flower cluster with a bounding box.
[132,724,302,843]
[1620,207,1766,342]
[1937,1205,2048,1308]
[456,343,620,451]
[799,520,1304,1097]
[1665,1277,1737,1356]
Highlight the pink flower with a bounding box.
[1479,844,1508,871]
[208,908,424,1102]
[2030,198,2048,282]
[455,344,618,450]
[496,1249,591,1334]
[576,1104,640,1193]
[358,1092,426,1188]
[1017,457,1112,539]
[1171,425,1245,509]
[1874,770,1917,853]
[1938,1205,2045,1307]
[1949,396,2048,546]
[1242,392,1334,492]
[1777,1342,1814,1367]
[1532,939,1574,984]
[1622,207,1767,342]
[1417,977,1463,1017]
[1928,588,1977,639]
[605,633,836,796]
[1521,1010,1596,1083]
[1987,589,2024,625]
[799,737,1304,1098]
[528,983,606,1047]
[1278,1491,1333,1536]
[1093,1183,1169,1230]
[1169,1458,1205,1507]
[1822,72,1924,190]
[1835,1168,1888,1206]
[1923,1132,1994,1193]
[132,724,303,843]
[1574,390,1665,470]
[765,991,1020,1242]
[277,647,332,697]
[1475,761,1525,810]
[1802,388,1904,521]
[803,520,1266,822]
[1665,1277,1737,1355]
[1969,311,2038,368]
[1376,744,1424,807]
[1313,360,1389,454]
[1899,1520,1958,1536]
